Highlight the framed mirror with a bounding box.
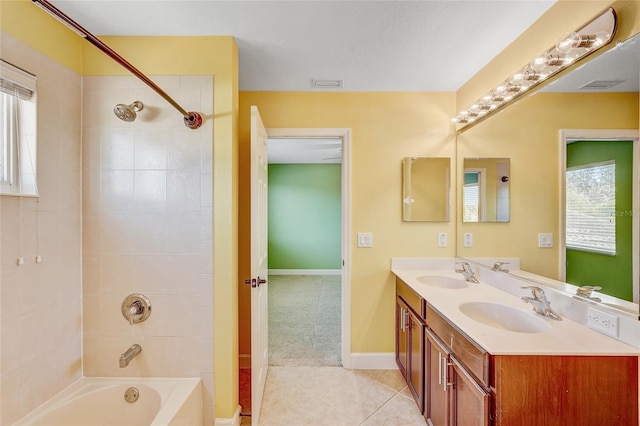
[463,158,510,222]
[402,157,450,222]
[456,31,640,319]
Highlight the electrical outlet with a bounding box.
[463,232,473,248]
[587,307,619,337]
[438,232,447,248]
[538,233,553,248]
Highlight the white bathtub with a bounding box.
[13,377,203,426]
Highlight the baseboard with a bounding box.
[268,269,341,276]
[239,354,251,369]
[215,405,241,426]
[349,353,398,369]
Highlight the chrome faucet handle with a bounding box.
[522,286,547,301]
[492,262,510,272]
[576,285,602,297]
[454,262,471,272]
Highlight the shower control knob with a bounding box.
[121,293,151,325]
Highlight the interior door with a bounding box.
[250,105,269,425]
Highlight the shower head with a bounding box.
[113,101,144,122]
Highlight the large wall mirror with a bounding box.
[457,30,640,319]
[402,157,451,222]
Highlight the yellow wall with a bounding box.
[0,0,83,72]
[238,92,457,355]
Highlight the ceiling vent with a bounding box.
[579,79,625,90]
[312,79,343,88]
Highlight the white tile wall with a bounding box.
[0,32,83,425]
[81,75,214,422]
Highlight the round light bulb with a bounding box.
[556,32,579,53]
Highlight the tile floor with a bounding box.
[244,366,426,425]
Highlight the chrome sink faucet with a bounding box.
[575,285,602,302]
[492,262,510,272]
[119,344,142,368]
[455,262,479,283]
[521,286,562,321]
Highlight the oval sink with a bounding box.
[416,275,470,289]
[459,301,550,334]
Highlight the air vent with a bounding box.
[579,80,625,90]
[312,79,343,88]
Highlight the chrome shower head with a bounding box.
[113,101,144,122]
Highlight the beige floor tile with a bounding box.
[351,369,407,392]
[361,394,425,426]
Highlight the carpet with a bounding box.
[268,275,342,367]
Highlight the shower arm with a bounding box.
[32,0,203,130]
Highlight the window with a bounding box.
[0,59,37,196]
[566,161,616,255]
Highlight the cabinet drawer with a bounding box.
[396,277,425,320]
[427,304,490,387]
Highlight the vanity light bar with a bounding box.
[452,7,617,129]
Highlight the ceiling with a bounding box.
[47,0,557,92]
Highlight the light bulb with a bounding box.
[556,32,579,53]
[530,53,549,71]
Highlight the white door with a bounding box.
[250,106,269,425]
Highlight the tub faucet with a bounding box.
[119,344,142,368]
[521,286,562,321]
[575,285,602,302]
[455,262,479,283]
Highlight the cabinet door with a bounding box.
[395,297,409,378]
[407,309,425,413]
[451,357,490,426]
[425,328,452,426]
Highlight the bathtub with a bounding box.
[13,377,202,426]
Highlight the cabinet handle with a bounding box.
[442,354,449,392]
[438,352,442,385]
[400,308,406,332]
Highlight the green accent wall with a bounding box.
[566,140,633,301]
[268,164,341,269]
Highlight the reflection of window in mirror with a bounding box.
[0,60,38,196]
[463,158,509,223]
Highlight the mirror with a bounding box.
[457,31,640,318]
[402,157,450,222]
[463,158,510,222]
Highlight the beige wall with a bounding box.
[238,92,457,356]
[80,75,215,423]
[0,32,83,425]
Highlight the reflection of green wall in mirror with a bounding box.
[457,92,638,279]
[403,158,450,222]
[566,140,633,301]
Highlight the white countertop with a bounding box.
[392,268,640,356]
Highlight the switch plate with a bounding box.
[463,233,473,248]
[357,232,373,248]
[587,307,619,337]
[538,233,553,248]
[438,232,448,248]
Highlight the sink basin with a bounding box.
[416,275,470,289]
[459,301,550,334]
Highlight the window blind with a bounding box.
[0,59,36,100]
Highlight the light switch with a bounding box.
[438,232,448,248]
[357,232,373,248]
[538,233,553,248]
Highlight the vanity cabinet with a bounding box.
[395,276,639,426]
[395,279,425,413]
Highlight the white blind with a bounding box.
[566,161,616,255]
[0,60,36,100]
[463,184,479,222]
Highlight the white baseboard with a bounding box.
[349,353,397,370]
[268,269,341,276]
[239,354,251,369]
[215,406,241,426]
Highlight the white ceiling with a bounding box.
[47,0,557,92]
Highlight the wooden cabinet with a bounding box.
[395,279,425,413]
[395,276,639,426]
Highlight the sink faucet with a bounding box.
[575,285,602,302]
[119,344,142,368]
[455,262,479,283]
[492,262,510,272]
[521,286,562,321]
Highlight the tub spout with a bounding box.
[119,344,142,368]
